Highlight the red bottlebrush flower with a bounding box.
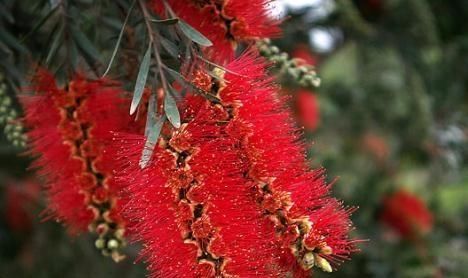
[361,132,390,163]
[380,189,433,240]
[292,44,318,66]
[4,179,41,233]
[151,0,280,61]
[22,71,134,261]
[220,54,356,272]
[296,90,320,131]
[116,101,289,277]
[115,52,356,277]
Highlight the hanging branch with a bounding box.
[258,39,321,89]
[127,0,221,168]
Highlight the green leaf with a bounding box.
[151,18,179,25]
[160,37,179,57]
[0,40,10,53]
[163,66,219,102]
[45,25,63,65]
[0,60,22,83]
[145,93,157,137]
[164,87,181,128]
[69,39,79,70]
[0,29,28,54]
[49,0,60,9]
[178,20,212,47]
[163,66,186,84]
[0,3,14,24]
[140,115,166,168]
[101,17,123,31]
[20,6,58,43]
[114,0,130,10]
[71,26,102,63]
[102,0,136,77]
[130,44,152,115]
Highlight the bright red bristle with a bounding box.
[22,71,135,261]
[115,93,291,276]
[150,0,280,62]
[115,51,357,277]
[218,53,357,273]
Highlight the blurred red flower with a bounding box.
[380,190,433,240]
[296,90,320,131]
[361,132,390,163]
[292,44,318,66]
[4,179,41,233]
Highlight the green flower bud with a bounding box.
[95,238,106,249]
[107,239,120,250]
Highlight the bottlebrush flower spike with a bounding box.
[152,0,280,61]
[296,90,320,131]
[380,189,433,240]
[22,70,135,262]
[292,44,318,66]
[115,98,290,277]
[219,54,357,273]
[4,179,41,233]
[115,52,357,277]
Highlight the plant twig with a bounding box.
[138,0,169,94]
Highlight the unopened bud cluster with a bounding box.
[0,73,26,148]
[258,39,321,88]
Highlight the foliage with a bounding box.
[0,0,467,277]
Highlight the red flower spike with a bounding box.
[114,52,356,277]
[23,71,135,261]
[219,53,357,270]
[292,44,318,66]
[380,189,433,240]
[4,179,41,233]
[361,132,390,164]
[296,90,320,131]
[151,0,280,62]
[115,103,290,276]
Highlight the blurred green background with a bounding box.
[1,0,467,277]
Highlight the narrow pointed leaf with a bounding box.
[49,0,60,9]
[0,29,28,53]
[163,66,219,102]
[0,3,14,24]
[69,40,79,70]
[130,44,152,115]
[71,26,102,63]
[20,6,58,43]
[160,37,179,57]
[139,115,166,168]
[145,93,157,137]
[151,18,179,25]
[102,0,136,77]
[45,25,63,65]
[163,66,186,84]
[0,41,9,53]
[164,87,181,128]
[101,17,123,31]
[178,20,212,47]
